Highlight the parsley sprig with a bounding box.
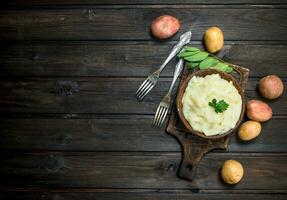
[209,98,229,113]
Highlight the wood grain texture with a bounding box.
[0,8,286,40]
[0,78,285,114]
[0,152,286,189]
[0,192,286,200]
[0,117,285,152]
[4,0,287,6]
[1,0,287,196]
[1,42,287,77]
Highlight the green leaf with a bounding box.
[216,100,229,113]
[208,98,229,113]
[210,62,229,72]
[179,50,200,58]
[208,98,217,108]
[184,52,209,62]
[225,66,233,73]
[199,57,219,70]
[178,47,234,73]
[187,62,199,69]
[183,46,200,52]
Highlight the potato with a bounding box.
[238,121,261,141]
[151,15,180,39]
[246,100,272,122]
[221,160,244,184]
[204,27,224,53]
[259,75,284,99]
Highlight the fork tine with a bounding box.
[138,82,154,100]
[159,108,168,127]
[156,108,165,126]
[152,106,161,125]
[153,106,163,126]
[136,81,152,98]
[156,107,167,127]
[136,79,149,95]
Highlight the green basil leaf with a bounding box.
[211,62,229,72]
[184,52,209,62]
[225,66,233,73]
[179,50,200,58]
[187,62,199,69]
[183,47,200,52]
[199,57,219,69]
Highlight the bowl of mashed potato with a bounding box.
[176,69,245,139]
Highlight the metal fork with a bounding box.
[135,31,192,101]
[153,59,184,127]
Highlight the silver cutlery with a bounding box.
[135,31,192,101]
[153,59,184,127]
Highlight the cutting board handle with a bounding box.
[178,142,204,180]
[176,135,227,180]
[167,126,229,181]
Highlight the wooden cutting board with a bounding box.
[166,61,249,181]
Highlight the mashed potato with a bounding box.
[182,74,242,136]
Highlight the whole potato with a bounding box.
[151,15,180,39]
[238,121,261,141]
[204,27,224,53]
[221,160,244,184]
[246,100,272,122]
[259,75,284,99]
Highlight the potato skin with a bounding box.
[246,100,272,122]
[204,27,224,53]
[238,121,261,141]
[259,75,284,100]
[151,15,180,39]
[221,160,244,184]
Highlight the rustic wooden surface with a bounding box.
[0,0,286,199]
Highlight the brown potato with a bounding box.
[238,121,261,141]
[246,100,272,122]
[221,160,244,184]
[204,27,224,53]
[151,15,180,39]
[259,75,284,99]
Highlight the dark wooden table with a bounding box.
[0,0,286,199]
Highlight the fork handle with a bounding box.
[158,45,181,73]
[167,59,184,95]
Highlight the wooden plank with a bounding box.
[0,78,285,115]
[0,192,286,200]
[4,0,287,6]
[0,117,286,152]
[0,8,286,41]
[0,153,286,189]
[1,42,287,77]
